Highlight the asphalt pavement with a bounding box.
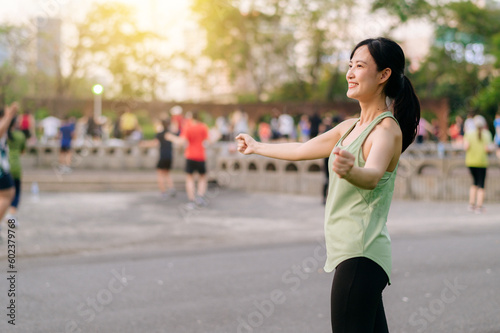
[3,181,500,259]
[0,182,499,332]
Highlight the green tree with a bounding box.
[191,0,296,101]
[191,0,359,102]
[406,1,500,119]
[71,2,169,99]
[0,24,33,104]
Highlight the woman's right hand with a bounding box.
[6,102,19,118]
[235,133,257,155]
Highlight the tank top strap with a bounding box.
[351,111,396,149]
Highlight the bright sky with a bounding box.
[0,0,194,40]
[0,0,198,100]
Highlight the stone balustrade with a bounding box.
[20,141,500,201]
[21,141,221,173]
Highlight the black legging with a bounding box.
[468,167,486,189]
[331,257,389,333]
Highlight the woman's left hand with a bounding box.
[332,147,355,179]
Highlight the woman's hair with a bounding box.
[350,37,421,152]
[161,118,171,132]
[473,115,486,141]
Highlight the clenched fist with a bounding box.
[331,147,355,179]
[235,133,257,155]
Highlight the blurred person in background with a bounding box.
[155,118,178,198]
[258,117,271,143]
[270,108,281,141]
[40,113,61,144]
[493,109,500,159]
[0,102,18,241]
[118,103,139,139]
[170,105,184,135]
[6,115,26,225]
[278,109,295,141]
[464,115,493,214]
[463,110,476,134]
[19,109,35,142]
[309,111,322,139]
[298,114,311,142]
[231,109,249,140]
[141,118,181,198]
[86,115,102,142]
[415,117,432,144]
[448,115,464,147]
[181,111,209,209]
[215,115,230,141]
[58,116,76,173]
[112,111,123,139]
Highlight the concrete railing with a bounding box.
[215,154,500,201]
[20,142,500,201]
[21,141,222,175]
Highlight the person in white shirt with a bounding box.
[278,111,295,141]
[40,115,61,144]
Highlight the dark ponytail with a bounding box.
[351,37,420,152]
[393,75,420,152]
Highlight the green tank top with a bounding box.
[324,111,398,283]
[8,130,26,179]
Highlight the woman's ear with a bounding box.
[379,68,392,84]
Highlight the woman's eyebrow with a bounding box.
[350,60,368,65]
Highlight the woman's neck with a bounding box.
[358,96,390,125]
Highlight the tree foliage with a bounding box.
[65,2,169,99]
[367,0,500,121]
[191,0,357,102]
[2,2,174,101]
[0,24,32,104]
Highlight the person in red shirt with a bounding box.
[181,111,209,208]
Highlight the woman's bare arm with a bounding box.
[236,119,356,161]
[332,118,402,190]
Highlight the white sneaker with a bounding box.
[195,196,208,207]
[185,201,197,210]
[167,188,177,197]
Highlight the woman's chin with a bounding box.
[346,91,357,100]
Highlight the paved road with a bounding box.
[0,189,499,332]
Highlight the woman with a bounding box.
[0,102,18,240]
[464,115,492,214]
[155,119,177,198]
[236,37,420,332]
[7,115,26,224]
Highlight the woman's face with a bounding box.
[346,45,386,102]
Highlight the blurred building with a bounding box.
[36,17,61,76]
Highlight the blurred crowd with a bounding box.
[2,101,499,227]
[17,103,500,161]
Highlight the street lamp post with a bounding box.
[92,84,104,119]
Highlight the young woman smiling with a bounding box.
[236,37,420,332]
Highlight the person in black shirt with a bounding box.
[309,111,322,139]
[155,119,178,198]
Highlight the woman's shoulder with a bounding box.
[338,118,358,128]
[376,116,402,136]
